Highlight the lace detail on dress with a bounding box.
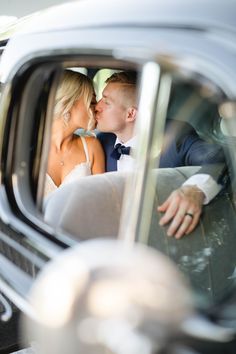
[44,136,92,197]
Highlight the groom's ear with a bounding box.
[126,106,137,122]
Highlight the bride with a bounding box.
[45,70,105,197]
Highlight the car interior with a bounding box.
[1,52,236,315]
[34,62,236,309]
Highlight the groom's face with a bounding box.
[95,82,129,134]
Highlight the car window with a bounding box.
[135,78,236,306]
[37,62,236,308]
[1,50,236,310]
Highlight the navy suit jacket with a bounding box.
[97,120,225,175]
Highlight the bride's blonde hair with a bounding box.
[53,70,95,130]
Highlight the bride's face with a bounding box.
[88,93,97,130]
[70,97,90,130]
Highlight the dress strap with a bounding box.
[81,136,90,163]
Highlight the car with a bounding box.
[0,0,236,352]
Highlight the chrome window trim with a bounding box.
[119,61,172,244]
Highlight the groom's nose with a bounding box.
[95,99,102,112]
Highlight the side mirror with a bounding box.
[23,239,193,354]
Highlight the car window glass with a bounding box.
[38,64,236,307]
[142,79,236,306]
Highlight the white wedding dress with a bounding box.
[44,136,92,197]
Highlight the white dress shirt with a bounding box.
[114,136,222,205]
[183,174,222,205]
[115,136,137,172]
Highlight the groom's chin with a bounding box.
[96,123,106,132]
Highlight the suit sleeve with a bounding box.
[169,120,228,185]
[179,130,225,166]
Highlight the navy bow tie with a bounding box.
[110,143,131,160]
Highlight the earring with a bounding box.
[63,112,71,127]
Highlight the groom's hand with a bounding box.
[157,185,205,239]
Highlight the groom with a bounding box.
[96,71,225,239]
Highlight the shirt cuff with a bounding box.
[182,174,222,205]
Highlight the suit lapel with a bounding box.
[106,141,117,171]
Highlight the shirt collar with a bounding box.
[115,135,137,149]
